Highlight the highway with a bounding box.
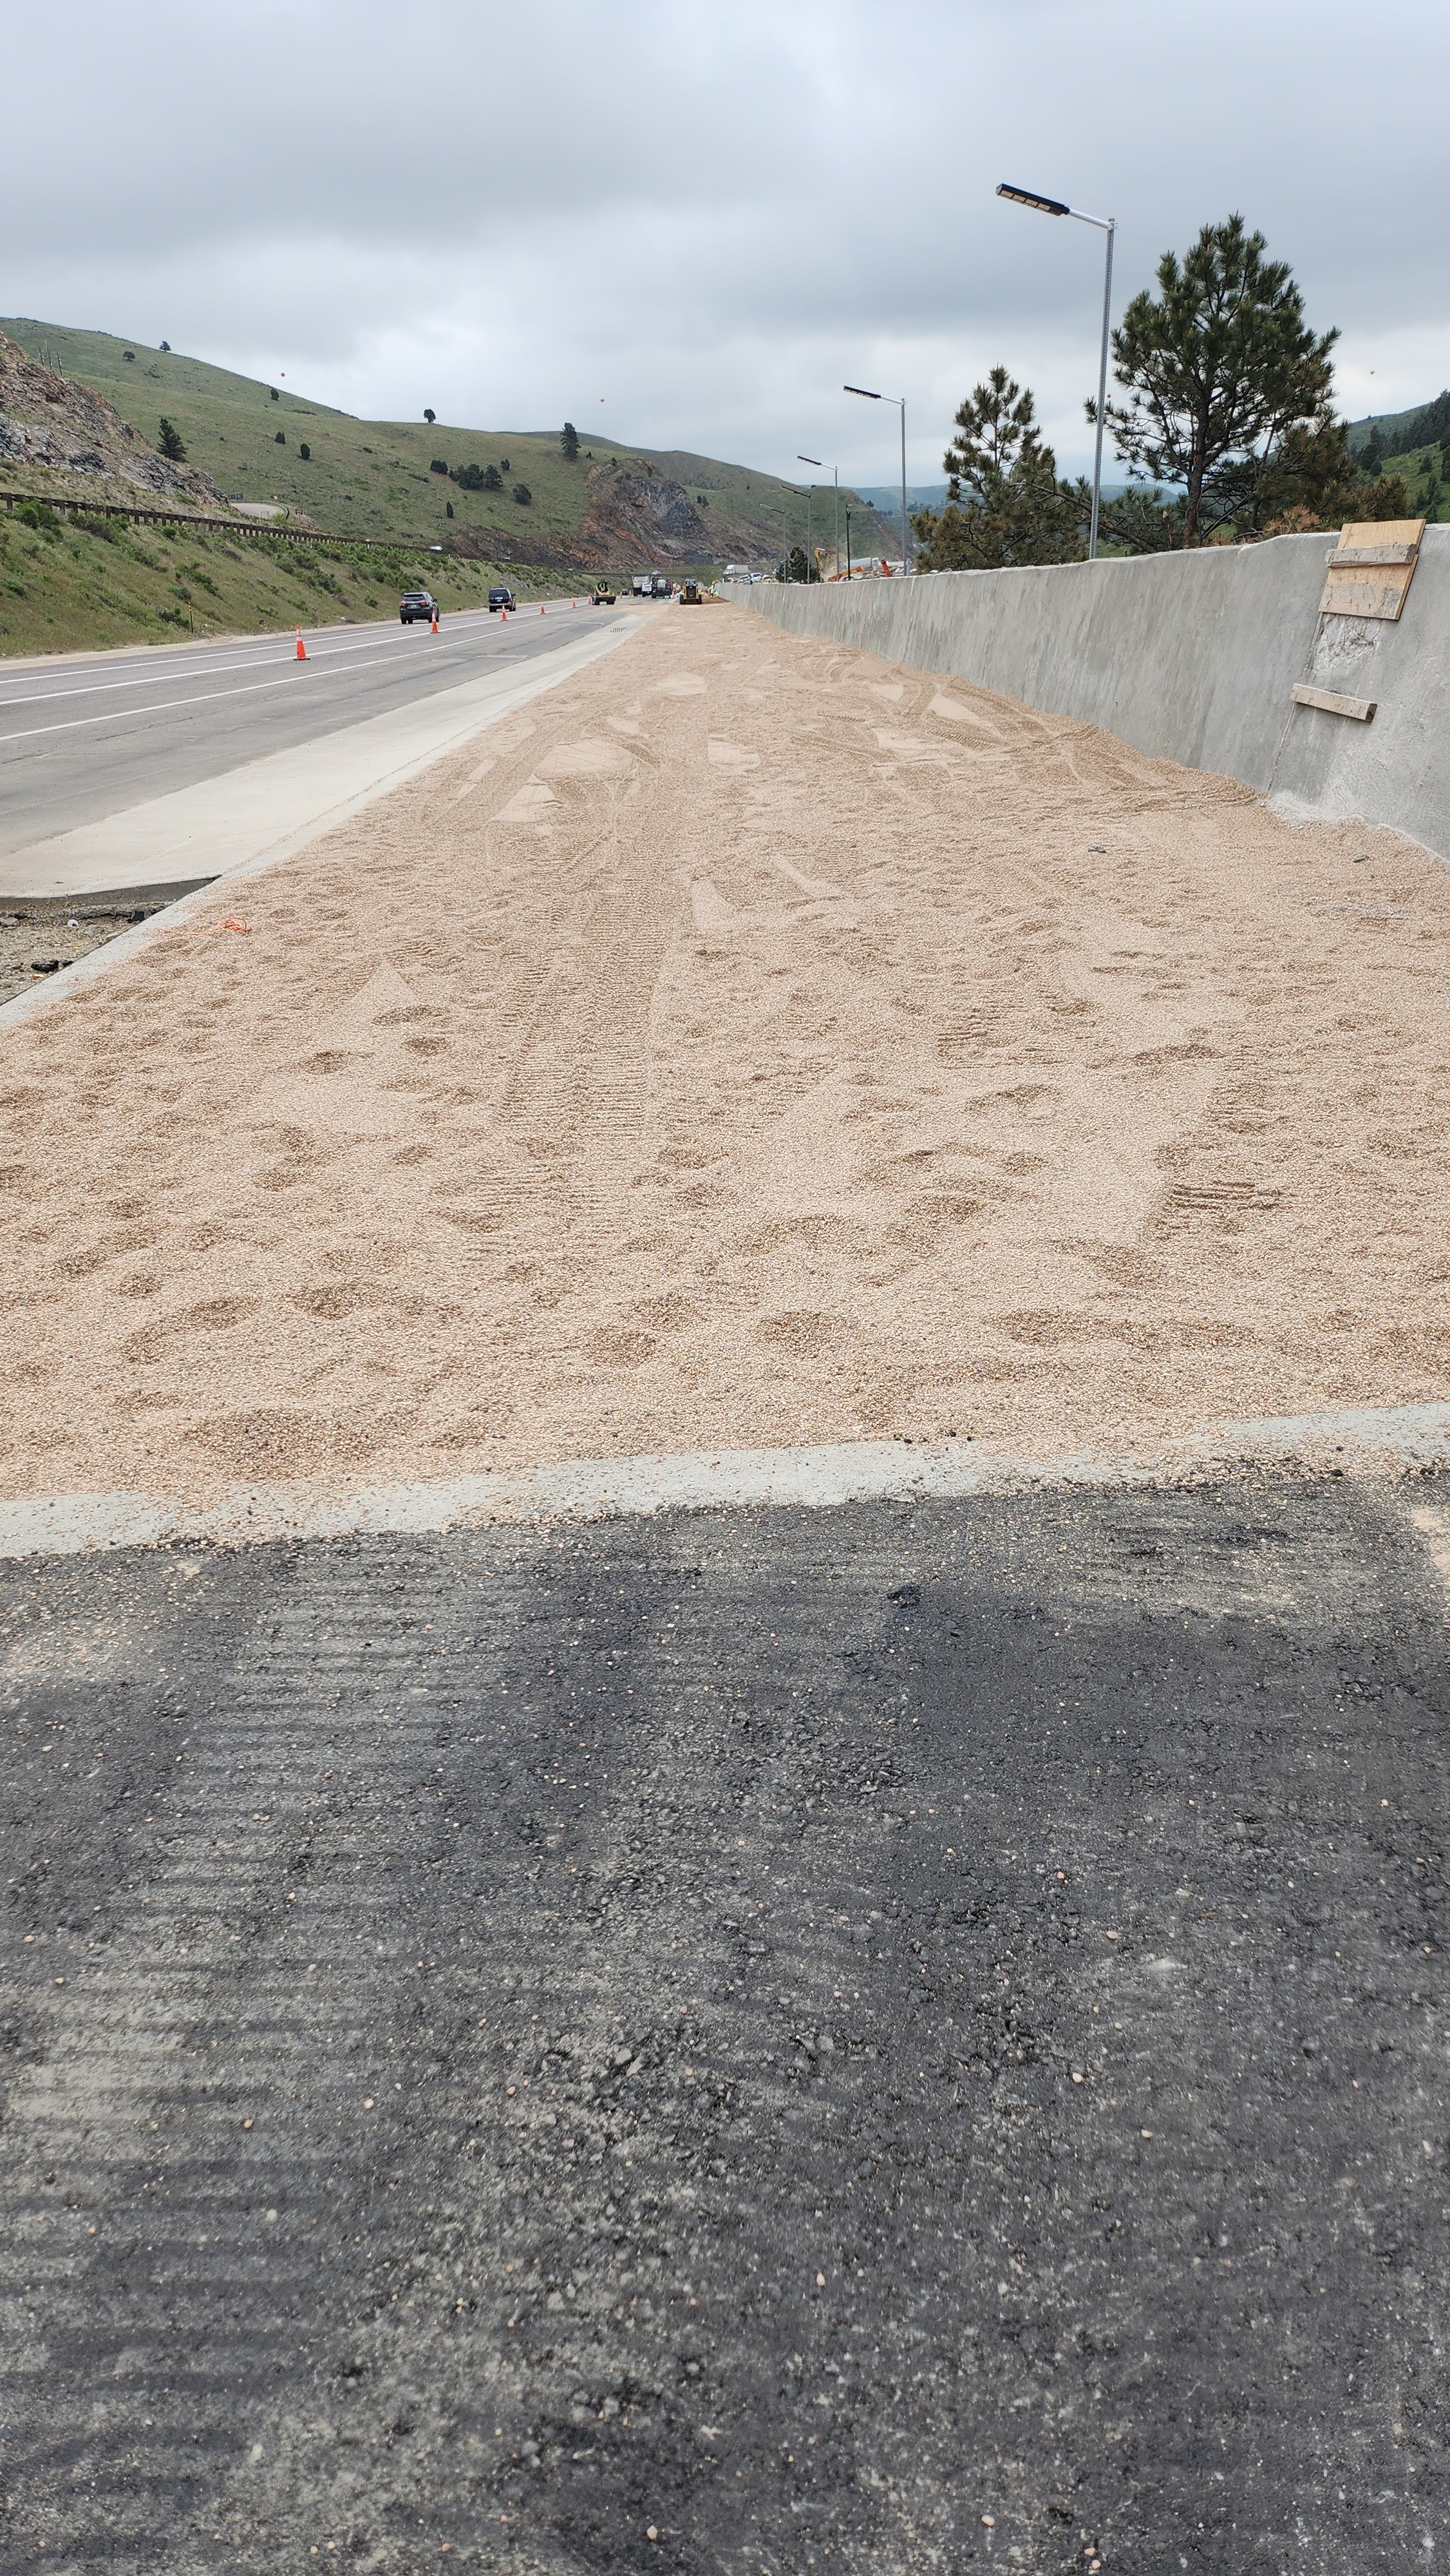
[0,600,613,862]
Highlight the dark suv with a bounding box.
[489,587,517,612]
[400,590,437,624]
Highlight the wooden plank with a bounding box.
[1324,542,1420,567]
[1292,683,1377,722]
[1320,562,1417,620]
[1336,518,1425,552]
[1319,515,1426,618]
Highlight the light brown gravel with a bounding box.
[3,602,1449,1505]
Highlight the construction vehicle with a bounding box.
[680,578,704,605]
[592,579,617,605]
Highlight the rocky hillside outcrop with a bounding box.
[449,453,890,573]
[452,459,716,572]
[579,457,712,560]
[0,334,227,506]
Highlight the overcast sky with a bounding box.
[8,1,1449,485]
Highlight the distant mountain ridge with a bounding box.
[1346,393,1450,455]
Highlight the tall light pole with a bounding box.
[995,181,1116,561]
[800,457,841,576]
[845,386,910,572]
[799,454,836,583]
[778,480,812,581]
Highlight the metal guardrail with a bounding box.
[0,489,419,552]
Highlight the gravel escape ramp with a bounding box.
[3,601,1450,1508]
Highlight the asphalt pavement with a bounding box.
[0,601,607,862]
[3,1472,1445,2571]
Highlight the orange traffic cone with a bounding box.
[431,609,438,633]
[294,629,307,661]
[500,608,507,623]
[540,603,545,616]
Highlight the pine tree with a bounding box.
[561,421,579,460]
[1097,214,1336,547]
[913,369,1084,571]
[157,417,187,462]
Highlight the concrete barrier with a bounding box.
[742,526,1450,861]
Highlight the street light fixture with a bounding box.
[844,386,910,573]
[995,180,1116,560]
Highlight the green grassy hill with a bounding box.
[1366,437,1449,522]
[1346,396,1449,456]
[1,319,881,569]
[0,497,587,658]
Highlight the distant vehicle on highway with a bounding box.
[631,574,652,597]
[488,587,518,613]
[399,589,437,625]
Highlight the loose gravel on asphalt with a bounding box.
[3,1474,1446,2572]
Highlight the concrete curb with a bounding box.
[0,616,639,1030]
[3,1401,1447,1561]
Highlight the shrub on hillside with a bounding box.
[429,458,449,476]
[299,442,310,460]
[158,417,187,460]
[512,483,532,506]
[275,430,285,444]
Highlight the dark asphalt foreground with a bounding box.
[1,1476,1446,2575]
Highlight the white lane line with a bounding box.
[0,641,483,744]
[0,614,585,739]
[0,625,480,708]
[0,605,573,710]
[3,1400,1448,1560]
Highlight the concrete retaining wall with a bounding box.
[740,526,1450,860]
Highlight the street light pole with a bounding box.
[798,455,830,583]
[995,182,1116,561]
[845,386,910,572]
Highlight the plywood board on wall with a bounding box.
[1319,518,1426,620]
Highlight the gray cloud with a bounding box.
[8,0,1449,480]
